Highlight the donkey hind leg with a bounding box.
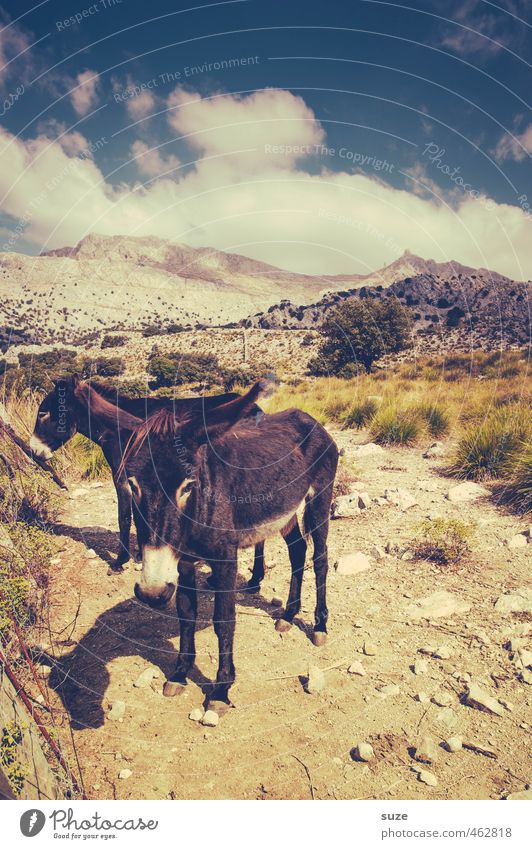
[163,559,197,697]
[244,541,265,593]
[275,517,307,634]
[208,556,238,711]
[110,478,133,572]
[306,488,333,647]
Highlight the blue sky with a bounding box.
[0,0,531,278]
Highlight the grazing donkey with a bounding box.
[120,380,339,711]
[30,375,268,582]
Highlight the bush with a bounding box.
[148,352,219,388]
[414,518,475,565]
[499,443,532,513]
[101,334,127,349]
[370,406,422,445]
[308,296,412,375]
[343,398,379,429]
[417,403,451,437]
[81,356,125,378]
[451,406,530,481]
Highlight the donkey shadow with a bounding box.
[47,574,296,731]
[51,522,138,567]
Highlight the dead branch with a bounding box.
[0,414,68,490]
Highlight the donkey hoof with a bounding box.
[275,618,292,633]
[243,580,260,594]
[163,680,187,698]
[312,631,327,647]
[108,563,126,575]
[206,699,232,717]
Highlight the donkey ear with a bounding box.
[194,378,275,443]
[71,373,80,388]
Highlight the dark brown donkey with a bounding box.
[119,380,339,712]
[30,375,268,584]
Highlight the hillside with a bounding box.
[0,235,525,346]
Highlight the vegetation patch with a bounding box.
[414,517,476,565]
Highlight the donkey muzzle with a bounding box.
[134,581,176,608]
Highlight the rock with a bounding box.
[432,691,453,707]
[331,493,360,519]
[270,597,283,607]
[413,658,428,675]
[306,665,325,694]
[407,590,471,621]
[107,700,126,721]
[401,551,413,561]
[371,545,386,561]
[335,551,371,575]
[418,479,439,492]
[434,645,453,660]
[384,487,418,511]
[464,683,505,717]
[134,668,159,688]
[36,664,51,679]
[445,736,463,753]
[347,661,366,676]
[201,710,219,727]
[506,788,532,800]
[352,742,374,762]
[358,492,372,510]
[415,692,430,703]
[118,769,132,780]
[378,683,400,697]
[363,641,378,656]
[423,442,445,459]
[507,533,527,549]
[436,708,458,729]
[418,769,438,787]
[518,649,532,669]
[446,482,490,503]
[414,735,439,764]
[495,588,532,615]
[134,563,143,571]
[498,699,514,712]
[86,548,97,559]
[519,669,532,685]
[189,708,204,722]
[352,443,385,457]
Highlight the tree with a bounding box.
[308,296,412,375]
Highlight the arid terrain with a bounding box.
[38,428,531,801]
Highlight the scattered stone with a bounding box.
[331,493,360,519]
[519,669,532,685]
[352,443,385,457]
[498,699,514,712]
[134,668,160,688]
[93,783,101,791]
[414,735,439,764]
[201,710,219,727]
[494,587,532,615]
[358,492,372,510]
[371,545,386,561]
[464,683,505,717]
[423,442,445,459]
[347,661,366,676]
[118,769,132,780]
[446,481,490,503]
[401,551,413,561]
[446,736,463,753]
[407,590,471,621]
[474,630,491,647]
[36,663,51,679]
[413,658,428,675]
[335,551,371,575]
[352,742,374,762]
[270,597,283,607]
[418,769,438,787]
[415,692,430,703]
[134,563,142,571]
[432,691,453,707]
[189,708,204,722]
[507,533,527,549]
[86,549,97,559]
[107,700,126,721]
[363,641,378,656]
[506,788,532,800]
[306,665,326,694]
[418,479,439,492]
[384,487,418,511]
[378,683,400,697]
[507,637,527,652]
[436,708,458,729]
[434,645,453,660]
[518,649,532,669]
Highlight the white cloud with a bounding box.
[130,140,180,178]
[0,87,530,282]
[494,124,532,162]
[70,70,100,116]
[126,89,157,120]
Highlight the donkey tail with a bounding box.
[302,494,313,540]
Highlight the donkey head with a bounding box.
[129,380,271,608]
[30,374,82,458]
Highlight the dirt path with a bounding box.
[44,434,531,800]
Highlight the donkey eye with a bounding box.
[38,411,51,422]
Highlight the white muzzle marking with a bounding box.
[140,544,178,591]
[29,434,53,460]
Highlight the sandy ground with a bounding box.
[41,432,531,800]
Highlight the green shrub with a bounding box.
[148,352,219,388]
[370,406,422,445]
[343,398,378,429]
[101,334,128,349]
[451,406,530,481]
[68,434,110,480]
[417,403,451,437]
[0,721,27,796]
[414,517,475,565]
[501,443,532,513]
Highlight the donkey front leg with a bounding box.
[111,476,133,571]
[163,558,197,697]
[208,556,238,710]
